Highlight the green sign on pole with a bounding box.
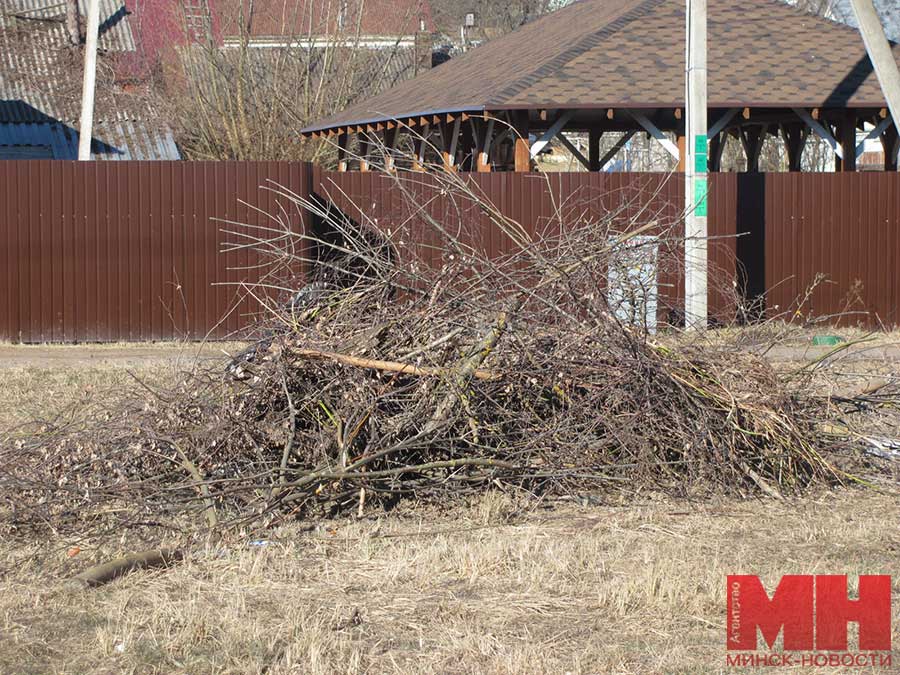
[694,177,708,217]
[694,134,708,174]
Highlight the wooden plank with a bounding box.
[477,118,495,172]
[513,111,530,172]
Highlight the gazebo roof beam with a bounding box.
[530,111,575,158]
[627,110,680,160]
[856,117,894,158]
[556,133,590,169]
[793,107,843,159]
[708,108,740,138]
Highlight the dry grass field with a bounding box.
[1,347,898,675]
[1,491,898,675]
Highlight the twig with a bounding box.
[161,437,218,529]
[274,371,298,497]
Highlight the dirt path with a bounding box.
[2,341,900,369]
[0,343,243,369]
[761,343,900,363]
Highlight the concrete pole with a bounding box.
[78,0,100,161]
[684,0,708,328]
[849,0,900,130]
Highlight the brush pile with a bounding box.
[0,171,848,532]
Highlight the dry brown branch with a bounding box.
[161,436,218,529]
[290,347,501,381]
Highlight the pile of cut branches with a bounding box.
[0,168,853,532]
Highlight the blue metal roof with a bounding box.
[0,121,181,160]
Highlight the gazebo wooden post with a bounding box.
[588,128,602,171]
[708,133,725,172]
[436,119,447,168]
[358,130,371,172]
[459,119,477,171]
[675,108,686,171]
[440,116,461,172]
[829,122,842,172]
[413,118,429,171]
[337,132,348,172]
[475,117,495,172]
[882,125,899,171]
[837,111,857,171]
[512,111,531,172]
[740,127,763,172]
[382,124,399,172]
[412,137,425,171]
[780,123,807,172]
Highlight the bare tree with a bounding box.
[431,0,558,37]
[64,0,81,45]
[155,0,429,162]
[792,0,840,16]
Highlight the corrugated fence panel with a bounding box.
[316,171,709,322]
[2,164,900,342]
[0,161,312,342]
[313,171,900,327]
[760,173,900,326]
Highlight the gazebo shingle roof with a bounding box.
[302,0,900,134]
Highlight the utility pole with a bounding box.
[684,0,708,329]
[78,0,100,160]
[849,0,900,128]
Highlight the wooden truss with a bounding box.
[309,106,898,173]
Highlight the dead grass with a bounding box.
[1,348,898,674]
[0,491,897,675]
[696,323,900,351]
[0,344,242,430]
[0,364,176,431]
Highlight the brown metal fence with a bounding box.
[761,173,900,326]
[315,170,900,326]
[0,161,311,342]
[1,162,898,342]
[314,169,739,322]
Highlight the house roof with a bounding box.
[212,0,436,40]
[0,0,180,159]
[0,118,181,160]
[302,0,900,134]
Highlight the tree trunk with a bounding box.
[65,0,81,45]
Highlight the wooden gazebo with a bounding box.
[301,0,900,173]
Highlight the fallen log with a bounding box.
[67,549,184,589]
